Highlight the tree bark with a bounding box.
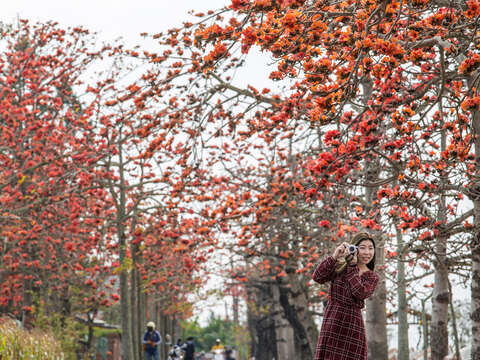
[246,283,278,360]
[119,232,134,360]
[471,103,480,360]
[448,279,461,360]
[276,279,316,359]
[117,145,135,360]
[130,264,140,360]
[357,76,388,360]
[138,270,146,357]
[421,298,430,360]
[430,106,449,360]
[430,235,449,360]
[271,287,295,360]
[365,160,388,360]
[472,227,480,360]
[365,237,388,360]
[396,228,409,360]
[130,230,143,360]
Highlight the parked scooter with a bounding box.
[168,344,184,360]
[165,334,184,360]
[211,348,223,360]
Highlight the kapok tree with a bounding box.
[88,49,214,359]
[0,20,119,328]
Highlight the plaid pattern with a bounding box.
[312,256,379,360]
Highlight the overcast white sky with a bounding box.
[1,0,276,90]
[2,0,228,44]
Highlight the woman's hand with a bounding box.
[348,251,358,265]
[332,242,350,260]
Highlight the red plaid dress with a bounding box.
[312,256,379,360]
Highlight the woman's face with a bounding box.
[357,239,375,266]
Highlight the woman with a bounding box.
[312,232,379,360]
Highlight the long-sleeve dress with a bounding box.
[312,256,379,360]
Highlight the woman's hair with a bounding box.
[335,232,376,273]
[352,232,376,271]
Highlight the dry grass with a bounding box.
[0,317,65,360]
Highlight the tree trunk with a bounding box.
[276,274,318,358]
[471,104,480,360]
[119,235,134,360]
[138,271,146,355]
[421,298,430,360]
[160,309,174,359]
[22,277,33,327]
[472,227,480,360]
[246,293,258,360]
[360,76,388,360]
[365,237,388,360]
[246,283,278,360]
[365,159,388,360]
[130,264,140,360]
[130,231,144,360]
[130,215,144,360]
[396,228,409,360]
[272,285,296,360]
[117,145,135,360]
[276,285,310,358]
[431,109,449,360]
[430,235,449,360]
[159,309,170,360]
[448,279,461,360]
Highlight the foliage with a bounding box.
[92,327,122,338]
[181,314,245,353]
[34,313,79,359]
[0,19,118,318]
[0,317,64,359]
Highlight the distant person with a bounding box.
[142,321,162,360]
[182,336,195,360]
[224,346,234,360]
[196,351,206,360]
[210,339,224,352]
[210,339,224,360]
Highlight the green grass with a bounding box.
[92,327,122,338]
[0,318,64,359]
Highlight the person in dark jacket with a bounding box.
[181,336,195,360]
[312,232,379,360]
[225,346,234,360]
[142,321,162,360]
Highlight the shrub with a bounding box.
[0,317,64,360]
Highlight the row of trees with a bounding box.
[0,20,212,359]
[128,0,478,359]
[1,0,480,359]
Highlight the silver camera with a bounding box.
[348,245,358,256]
